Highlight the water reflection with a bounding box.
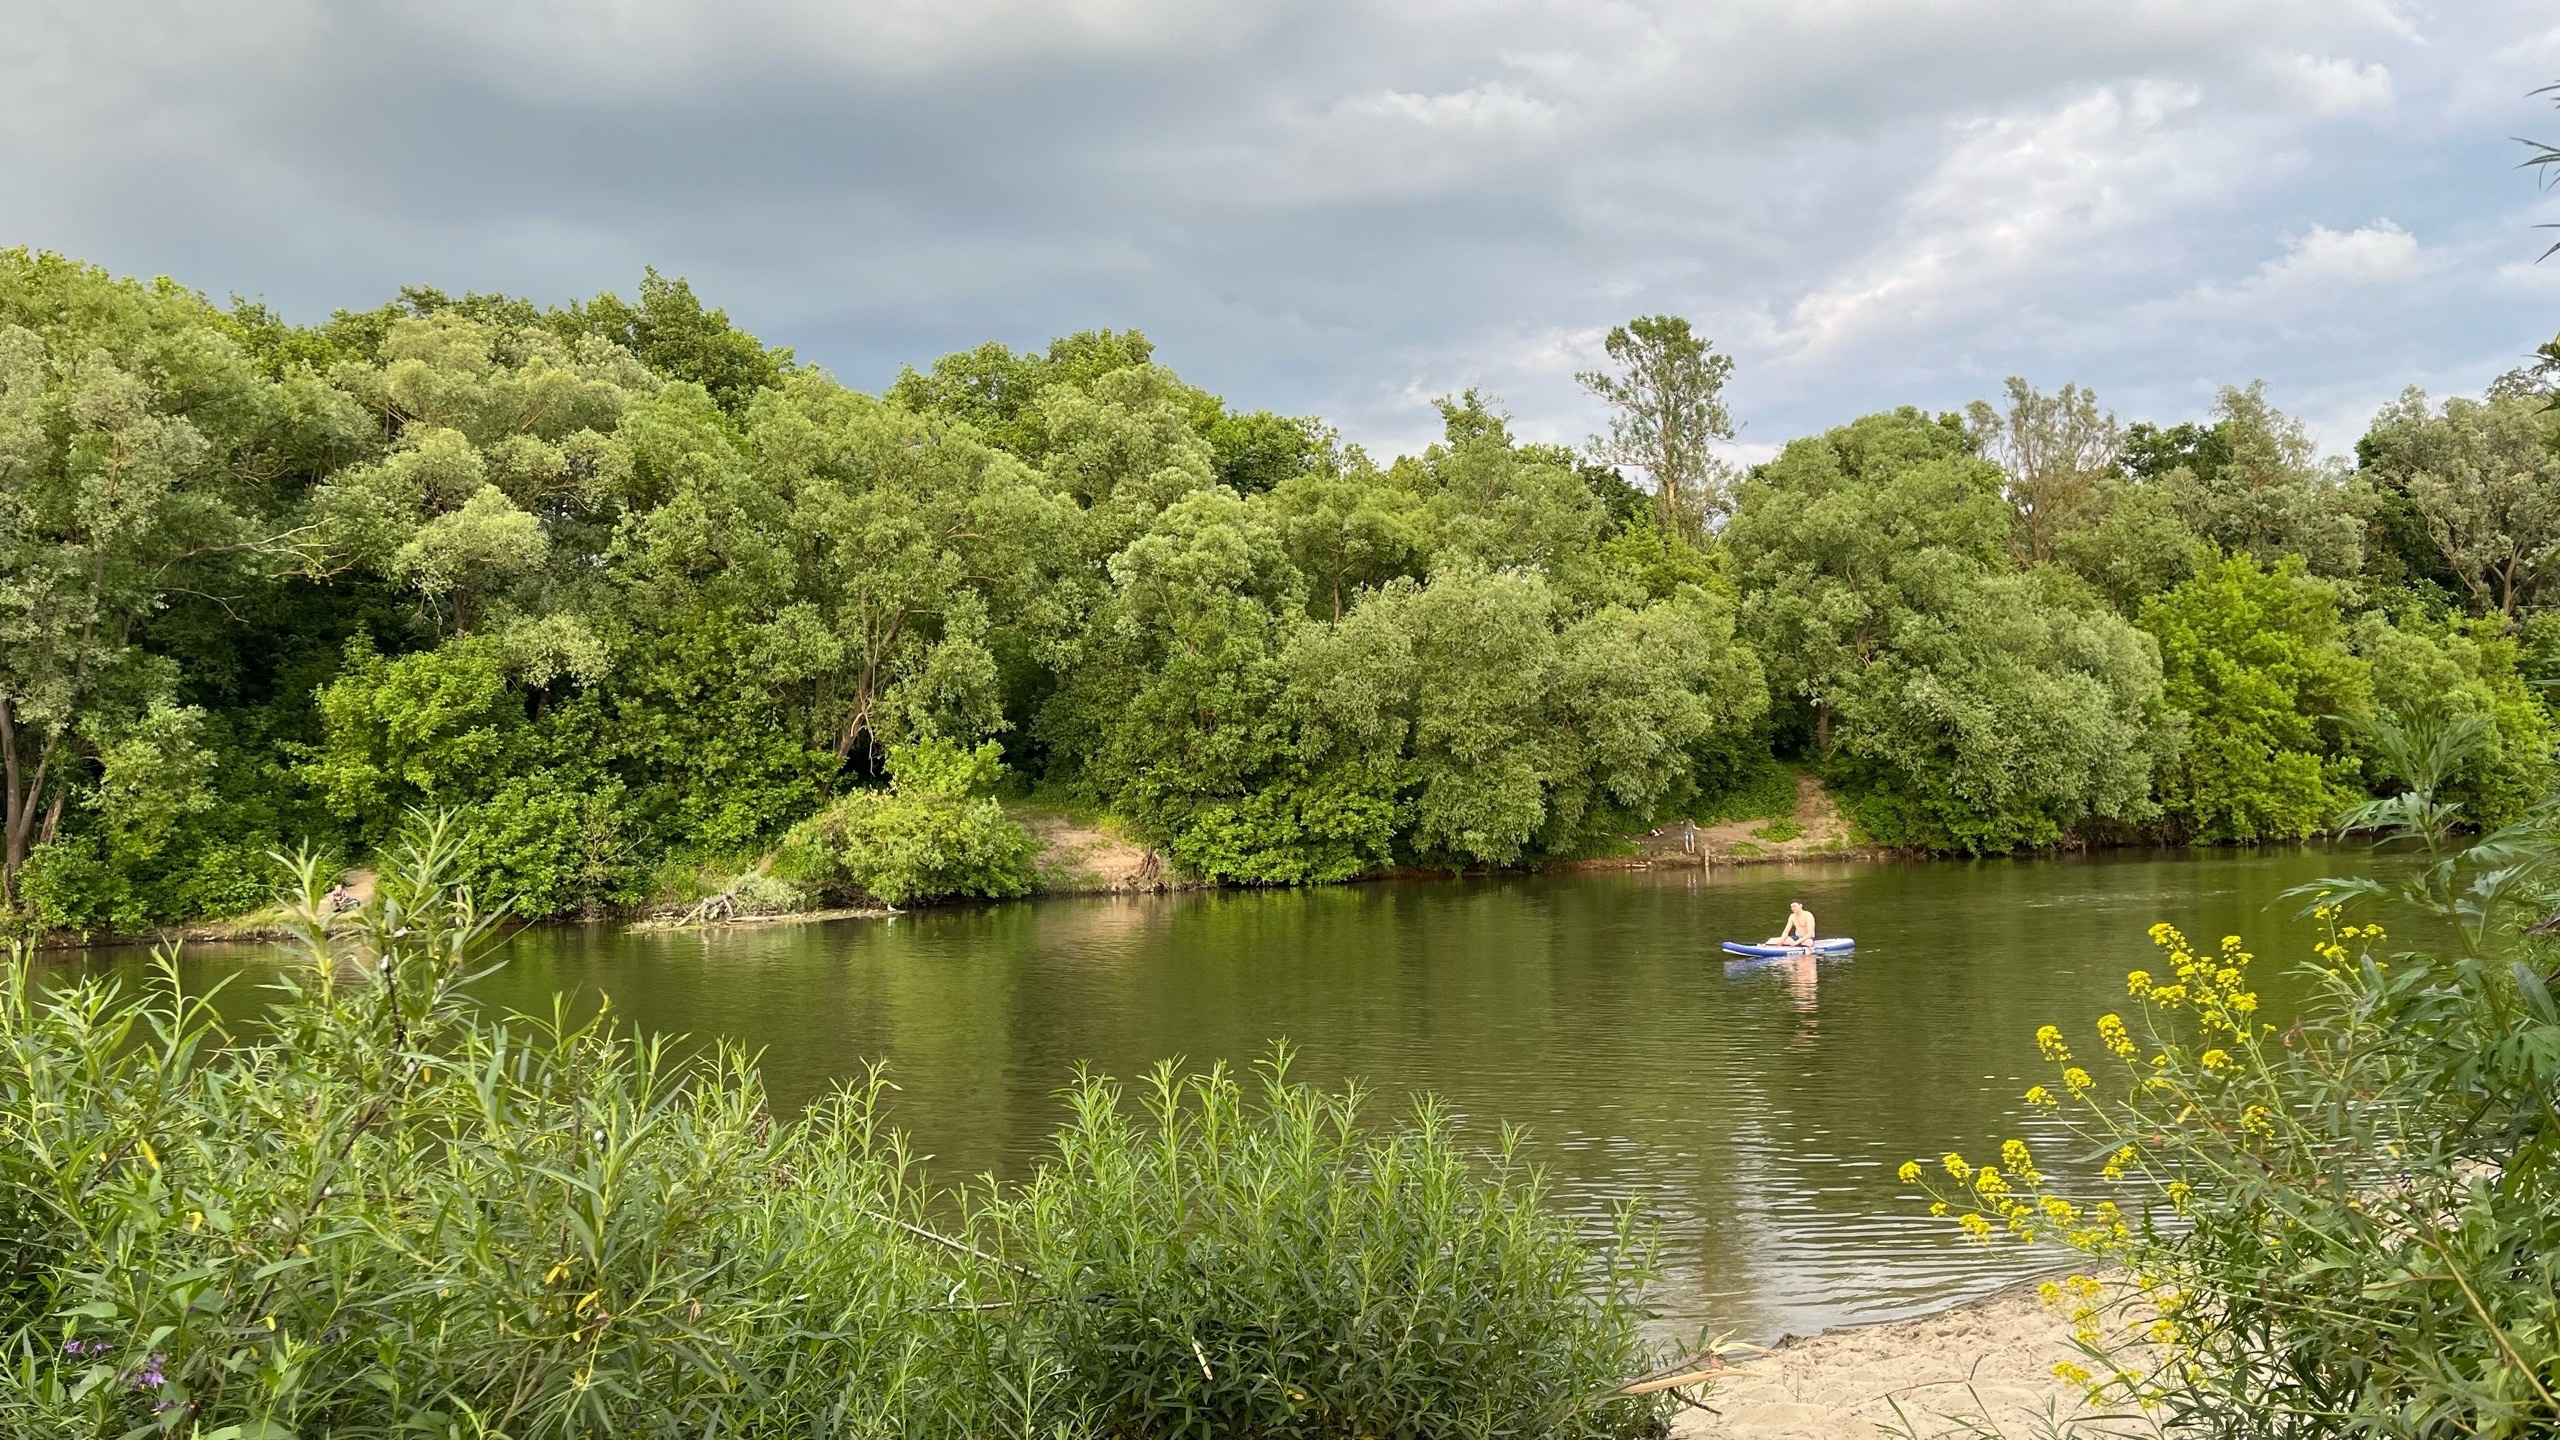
[46,846,2394,1342]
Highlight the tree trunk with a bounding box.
[0,699,64,913]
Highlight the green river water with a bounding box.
[61,846,2386,1343]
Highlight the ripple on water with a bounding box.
[48,845,2398,1342]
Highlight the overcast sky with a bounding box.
[8,1,2560,459]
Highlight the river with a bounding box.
[59,846,2384,1343]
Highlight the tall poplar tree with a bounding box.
[1576,316,1737,537]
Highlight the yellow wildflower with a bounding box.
[2200,1049,2233,1071]
[2063,1066,2093,1095]
[1942,1152,1972,1180]
[2024,1084,2058,1107]
[2096,1013,2136,1059]
[1897,1160,1923,1184]
[2036,1025,2071,1062]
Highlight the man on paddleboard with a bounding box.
[1766,901,1816,947]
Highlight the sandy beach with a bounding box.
[1675,1278,2153,1440]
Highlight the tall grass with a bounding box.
[995,1062,1663,1439]
[0,823,1672,1438]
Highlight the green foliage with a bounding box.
[999,1054,1668,1440]
[1576,314,1737,534]
[13,249,2555,919]
[2147,383,2372,580]
[2358,387,2560,618]
[2143,554,2370,842]
[1691,758,1797,824]
[776,739,1039,906]
[0,250,348,915]
[0,844,1673,1437]
[1732,411,2169,852]
[1909,785,2560,1436]
[564,268,790,415]
[1828,570,2167,853]
[2352,612,2553,827]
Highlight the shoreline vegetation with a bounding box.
[8,248,2560,945]
[0,837,1682,1437]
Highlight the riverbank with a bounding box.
[1682,1277,2140,1440]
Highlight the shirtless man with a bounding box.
[1766,901,1816,947]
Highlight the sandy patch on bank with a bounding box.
[1627,771,1869,867]
[1677,1279,2151,1440]
[1014,809,1170,892]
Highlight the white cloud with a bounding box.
[1,0,2549,468]
[1772,82,2212,357]
[2284,54,2393,114]
[1250,82,1573,201]
[2254,220,2423,288]
[389,0,1281,93]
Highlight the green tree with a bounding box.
[2142,554,2371,842]
[2350,612,2552,828]
[1964,376,2121,565]
[1827,570,2167,852]
[2358,387,2560,619]
[739,375,1070,765]
[2140,383,2370,579]
[1264,470,1421,621]
[2048,479,2206,612]
[887,329,1160,461]
[1726,407,2009,755]
[0,252,351,912]
[565,268,792,416]
[1576,315,1738,535]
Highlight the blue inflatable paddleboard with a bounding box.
[1721,938,1855,958]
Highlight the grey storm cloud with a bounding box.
[6,0,2560,456]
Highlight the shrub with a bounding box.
[0,832,1675,1437]
[1692,759,1796,825]
[992,1056,1668,1440]
[1904,818,2560,1436]
[774,739,1039,906]
[0,827,1004,1437]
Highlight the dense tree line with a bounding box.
[3,247,2555,929]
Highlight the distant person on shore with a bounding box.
[1767,901,1816,947]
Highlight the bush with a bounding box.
[774,739,1040,906]
[995,1057,1668,1440]
[0,833,1673,1437]
[1692,759,1796,825]
[1905,817,2560,1436]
